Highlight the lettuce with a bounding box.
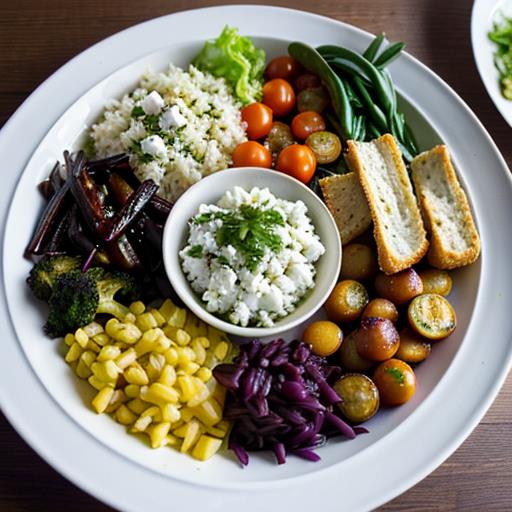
[193,26,265,105]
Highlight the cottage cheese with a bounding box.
[179,186,325,327]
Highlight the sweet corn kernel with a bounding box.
[76,359,92,379]
[136,312,158,332]
[132,414,153,432]
[141,405,162,420]
[64,333,75,347]
[192,397,222,427]
[97,345,121,362]
[115,348,137,370]
[93,333,111,347]
[86,340,101,353]
[176,420,201,453]
[164,348,179,366]
[180,362,200,376]
[114,323,142,345]
[146,353,166,380]
[65,342,82,363]
[168,307,187,328]
[75,328,89,348]
[91,360,121,383]
[161,403,181,423]
[214,342,228,361]
[207,325,224,344]
[127,398,149,415]
[134,328,160,356]
[105,318,121,337]
[153,334,171,353]
[115,404,137,425]
[196,367,212,382]
[150,422,171,448]
[205,425,228,438]
[192,338,206,365]
[130,301,146,315]
[158,365,176,387]
[149,308,166,326]
[124,312,136,324]
[178,375,197,402]
[124,384,140,398]
[92,386,115,414]
[125,365,149,385]
[166,434,180,447]
[158,299,176,322]
[88,375,108,391]
[83,322,104,337]
[142,382,180,405]
[180,407,195,422]
[187,379,209,407]
[192,435,222,461]
[177,347,196,365]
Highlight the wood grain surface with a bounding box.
[1,0,511,510]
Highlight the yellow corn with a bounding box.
[192,397,222,427]
[91,360,120,383]
[105,318,121,338]
[105,389,127,413]
[124,365,149,385]
[149,308,166,326]
[136,312,158,332]
[93,333,111,347]
[113,323,142,345]
[124,312,136,324]
[88,375,108,391]
[65,342,82,363]
[192,435,222,461]
[196,367,212,382]
[83,322,104,337]
[179,361,200,376]
[115,348,137,370]
[149,422,171,448]
[141,405,162,421]
[161,403,181,423]
[75,328,89,348]
[64,333,75,347]
[205,425,228,438]
[180,407,195,422]
[92,386,115,413]
[214,342,229,361]
[168,307,187,328]
[164,347,179,366]
[115,404,137,425]
[153,333,171,353]
[175,420,201,453]
[166,434,180,447]
[178,375,197,402]
[187,378,209,407]
[141,382,179,405]
[97,345,121,362]
[132,414,153,432]
[158,299,177,322]
[134,328,160,356]
[146,353,166,381]
[177,347,196,365]
[76,359,92,379]
[127,398,149,415]
[124,384,140,398]
[158,365,176,387]
[192,338,206,365]
[86,340,102,353]
[130,300,146,315]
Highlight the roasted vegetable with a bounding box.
[333,373,380,424]
[324,280,369,323]
[302,320,343,357]
[408,293,456,340]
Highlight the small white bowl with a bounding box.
[162,167,341,338]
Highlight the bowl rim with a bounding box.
[162,166,342,337]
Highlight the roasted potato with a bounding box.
[419,268,452,296]
[339,330,374,372]
[333,373,380,424]
[408,293,456,340]
[395,328,431,363]
[303,321,343,357]
[373,359,416,406]
[374,268,423,305]
[356,317,400,361]
[341,244,378,282]
[324,280,369,323]
[362,298,399,323]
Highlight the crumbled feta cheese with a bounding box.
[141,90,165,115]
[140,135,167,158]
[159,105,186,131]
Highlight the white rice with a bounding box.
[90,64,246,202]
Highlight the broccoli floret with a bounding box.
[27,255,82,301]
[45,268,138,338]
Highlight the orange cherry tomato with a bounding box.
[262,79,296,117]
[232,141,272,168]
[276,144,316,183]
[265,56,302,81]
[373,359,416,406]
[241,102,273,140]
[291,111,326,140]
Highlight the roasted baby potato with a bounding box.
[340,244,378,282]
[408,293,456,340]
[303,320,343,357]
[362,298,399,323]
[395,328,432,364]
[373,359,416,406]
[324,280,369,323]
[419,268,453,296]
[339,330,374,372]
[333,373,380,424]
[374,268,423,305]
[356,317,400,361]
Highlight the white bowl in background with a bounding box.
[162,167,341,338]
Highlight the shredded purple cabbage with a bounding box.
[213,339,366,466]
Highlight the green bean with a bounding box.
[325,110,344,139]
[343,79,363,109]
[351,77,387,132]
[366,121,382,139]
[289,42,353,140]
[374,42,406,69]
[363,34,385,62]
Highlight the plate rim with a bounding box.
[1,5,512,512]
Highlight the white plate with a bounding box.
[472,0,512,126]
[1,6,512,512]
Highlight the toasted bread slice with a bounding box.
[319,172,372,245]
[346,134,428,274]
[411,145,480,269]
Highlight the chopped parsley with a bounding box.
[187,245,203,258]
[194,204,285,271]
[385,367,405,385]
[129,141,153,164]
[131,105,145,118]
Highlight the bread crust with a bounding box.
[319,172,372,245]
[346,134,428,274]
[411,145,480,269]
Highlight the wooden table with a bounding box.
[1,0,511,510]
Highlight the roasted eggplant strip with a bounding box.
[45,210,71,254]
[103,179,158,242]
[88,153,129,170]
[148,195,173,219]
[109,173,135,205]
[105,234,141,271]
[67,205,97,255]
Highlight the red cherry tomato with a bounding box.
[262,79,296,117]
[241,102,273,140]
[291,111,326,140]
[232,141,272,168]
[265,56,302,81]
[276,144,316,183]
[293,73,321,93]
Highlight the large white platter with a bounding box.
[1,6,512,512]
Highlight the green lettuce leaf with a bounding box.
[193,26,265,105]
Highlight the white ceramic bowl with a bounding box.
[162,167,341,338]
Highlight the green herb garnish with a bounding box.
[194,204,285,271]
[489,14,512,99]
[131,105,145,118]
[187,245,203,258]
[385,367,405,385]
[129,141,153,164]
[216,255,229,265]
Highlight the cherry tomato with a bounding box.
[232,141,272,168]
[297,86,329,113]
[373,359,416,406]
[265,56,302,81]
[305,131,342,164]
[303,320,343,357]
[265,121,295,154]
[262,79,296,117]
[293,73,321,93]
[241,102,273,140]
[291,111,326,140]
[276,144,316,183]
